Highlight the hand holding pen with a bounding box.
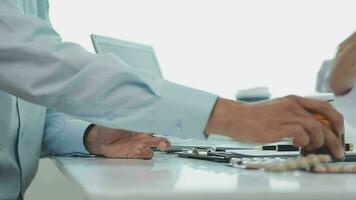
[301,113,345,160]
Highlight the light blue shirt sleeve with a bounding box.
[41,110,90,157]
[316,60,334,93]
[0,0,218,139]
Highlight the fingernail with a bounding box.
[337,147,345,160]
[158,141,168,150]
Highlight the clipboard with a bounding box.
[176,147,356,163]
[176,147,299,163]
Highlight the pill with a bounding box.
[340,165,353,173]
[313,165,327,173]
[245,161,264,169]
[352,166,356,173]
[265,163,287,172]
[327,165,342,173]
[296,157,309,169]
[264,163,276,171]
[306,154,321,166]
[317,154,332,163]
[284,160,298,170]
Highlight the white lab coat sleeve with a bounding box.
[0,0,218,139]
[315,60,334,93]
[41,110,91,157]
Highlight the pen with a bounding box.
[256,144,299,151]
[345,143,353,151]
[256,143,353,151]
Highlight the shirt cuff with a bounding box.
[61,119,91,155]
[316,60,333,93]
[151,81,218,139]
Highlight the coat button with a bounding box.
[172,123,182,134]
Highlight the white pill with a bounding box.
[284,160,298,170]
[352,166,356,173]
[340,165,354,173]
[306,154,321,166]
[313,165,327,173]
[327,165,342,173]
[245,161,264,169]
[317,154,332,163]
[296,157,309,169]
[265,163,286,172]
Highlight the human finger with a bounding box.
[135,132,155,138]
[153,137,171,151]
[281,124,310,147]
[140,137,171,151]
[136,146,154,159]
[323,125,345,160]
[291,111,324,150]
[296,97,344,136]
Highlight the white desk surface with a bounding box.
[54,153,356,200]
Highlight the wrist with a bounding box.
[205,98,245,137]
[83,124,101,155]
[329,75,353,95]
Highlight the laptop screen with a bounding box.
[91,34,163,78]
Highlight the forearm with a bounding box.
[0,0,218,138]
[205,98,244,137]
[328,32,356,96]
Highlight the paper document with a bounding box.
[226,149,299,157]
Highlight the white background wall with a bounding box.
[27,0,355,199]
[49,0,355,99]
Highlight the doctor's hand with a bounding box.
[84,125,171,159]
[329,32,356,95]
[205,96,344,159]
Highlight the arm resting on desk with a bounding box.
[0,0,217,139]
[41,110,90,157]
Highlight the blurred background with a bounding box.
[26,0,355,199]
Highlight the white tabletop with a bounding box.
[54,153,356,200]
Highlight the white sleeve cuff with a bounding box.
[150,81,218,139]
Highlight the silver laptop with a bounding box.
[91,34,163,78]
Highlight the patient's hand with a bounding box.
[84,125,171,159]
[329,32,356,95]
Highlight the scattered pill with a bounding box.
[229,154,356,174]
[327,165,342,173]
[317,154,332,163]
[245,161,264,169]
[296,157,309,169]
[312,164,356,173]
[352,166,356,173]
[340,165,354,173]
[265,163,287,172]
[306,154,321,166]
[313,165,328,173]
[285,159,298,170]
